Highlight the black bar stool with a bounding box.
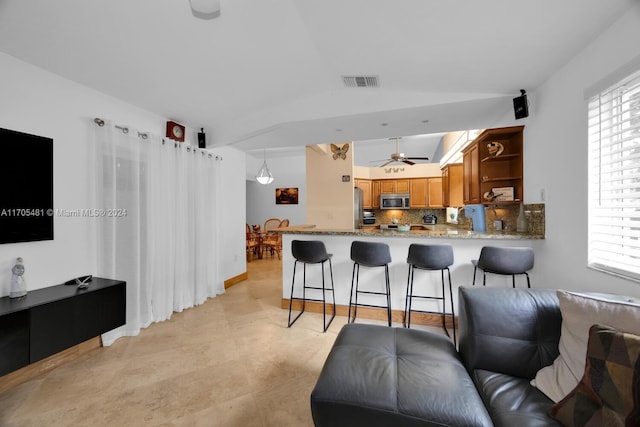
[288,240,336,332]
[471,246,534,288]
[404,243,456,344]
[348,241,392,326]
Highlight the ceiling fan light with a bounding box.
[377,136,430,166]
[190,0,221,19]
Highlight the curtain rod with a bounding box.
[93,117,223,160]
[93,117,148,139]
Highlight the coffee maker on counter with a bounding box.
[422,214,437,225]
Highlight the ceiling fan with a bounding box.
[371,137,430,167]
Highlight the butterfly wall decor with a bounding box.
[384,167,405,174]
[330,143,349,160]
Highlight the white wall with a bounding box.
[246,153,307,227]
[0,52,246,294]
[216,145,248,280]
[520,4,640,297]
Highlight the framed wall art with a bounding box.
[276,188,298,205]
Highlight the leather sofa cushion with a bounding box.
[311,324,493,427]
[458,287,562,379]
[473,369,561,427]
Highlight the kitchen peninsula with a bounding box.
[277,225,545,326]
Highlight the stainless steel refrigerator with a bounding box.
[354,186,363,229]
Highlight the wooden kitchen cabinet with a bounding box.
[409,178,427,208]
[463,142,481,204]
[380,180,395,193]
[354,179,372,209]
[427,177,443,208]
[379,179,409,194]
[442,163,463,207]
[409,178,442,208]
[463,125,524,205]
[372,180,381,208]
[396,179,410,193]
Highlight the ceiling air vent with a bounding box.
[342,75,379,88]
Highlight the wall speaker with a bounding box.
[513,89,529,120]
[197,128,206,149]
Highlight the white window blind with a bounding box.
[588,68,640,282]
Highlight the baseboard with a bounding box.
[281,298,456,328]
[0,337,102,394]
[224,272,248,289]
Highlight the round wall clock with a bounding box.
[166,121,185,142]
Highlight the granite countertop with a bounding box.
[275,224,544,240]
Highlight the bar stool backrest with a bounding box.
[291,240,329,264]
[350,241,391,266]
[407,244,454,270]
[477,246,534,275]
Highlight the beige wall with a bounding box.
[306,143,355,229]
[439,129,483,166]
[442,131,465,155]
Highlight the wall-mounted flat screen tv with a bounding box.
[0,128,54,244]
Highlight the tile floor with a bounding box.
[0,256,446,426]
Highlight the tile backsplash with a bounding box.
[368,203,545,236]
[372,208,445,225]
[481,203,545,235]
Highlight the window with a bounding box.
[588,68,640,282]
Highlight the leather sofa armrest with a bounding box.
[458,286,562,379]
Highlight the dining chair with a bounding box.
[263,218,281,232]
[262,218,283,258]
[246,231,262,262]
[261,233,282,259]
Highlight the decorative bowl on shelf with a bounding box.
[487,141,504,157]
[483,190,497,201]
[397,224,411,232]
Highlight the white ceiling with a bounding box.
[0,0,635,164]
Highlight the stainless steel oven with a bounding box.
[380,193,410,210]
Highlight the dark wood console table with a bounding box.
[0,277,126,377]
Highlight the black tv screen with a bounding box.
[0,128,54,244]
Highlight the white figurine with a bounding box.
[10,257,27,298]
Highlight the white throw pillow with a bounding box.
[533,290,640,403]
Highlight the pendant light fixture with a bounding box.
[256,149,274,185]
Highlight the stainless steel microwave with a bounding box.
[380,193,410,210]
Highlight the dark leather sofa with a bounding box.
[310,287,562,427]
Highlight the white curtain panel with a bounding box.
[92,121,223,346]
